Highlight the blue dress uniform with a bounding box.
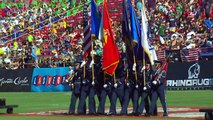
[120,65,139,115]
[77,61,91,114]
[131,64,144,115]
[97,74,114,114]
[68,64,83,114]
[149,61,168,116]
[88,58,104,114]
[137,64,157,116]
[108,61,125,115]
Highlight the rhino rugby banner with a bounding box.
[166,61,213,90]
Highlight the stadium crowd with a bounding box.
[0,0,212,69]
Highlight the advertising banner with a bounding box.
[166,61,213,90]
[0,69,33,92]
[31,67,70,92]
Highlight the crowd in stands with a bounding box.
[135,0,213,62]
[144,0,213,49]
[0,0,212,69]
[0,0,80,69]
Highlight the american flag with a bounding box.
[82,1,91,57]
[181,48,199,62]
[156,50,166,62]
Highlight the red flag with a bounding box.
[102,0,120,76]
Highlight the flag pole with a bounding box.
[113,73,116,85]
[143,50,146,86]
[83,0,86,80]
[83,58,86,79]
[104,72,105,84]
[91,38,95,82]
[133,53,138,81]
[123,58,128,84]
[126,68,129,84]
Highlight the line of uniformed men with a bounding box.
[67,56,168,117]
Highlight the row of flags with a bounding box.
[82,0,158,76]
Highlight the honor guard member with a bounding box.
[107,59,125,115]
[149,60,168,117]
[88,55,104,114]
[77,58,90,114]
[131,61,145,115]
[135,60,146,103]
[120,62,138,115]
[68,62,83,114]
[137,62,157,116]
[97,73,114,115]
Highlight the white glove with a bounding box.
[114,83,118,88]
[65,79,69,83]
[103,84,108,88]
[135,84,139,88]
[132,63,136,71]
[153,81,157,85]
[91,50,96,55]
[89,60,94,68]
[127,82,130,86]
[141,66,145,72]
[71,83,74,89]
[92,81,95,86]
[80,61,86,68]
[143,86,147,91]
[68,69,74,75]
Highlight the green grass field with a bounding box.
[0,90,212,120]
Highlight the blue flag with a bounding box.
[91,0,102,38]
[122,0,133,64]
[122,0,129,35]
[128,0,142,59]
[128,0,140,44]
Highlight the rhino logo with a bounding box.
[188,63,200,79]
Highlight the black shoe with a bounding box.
[144,113,152,117]
[77,112,85,115]
[134,112,142,116]
[88,113,96,115]
[68,112,75,115]
[96,112,105,115]
[129,112,137,116]
[119,113,127,116]
[107,112,116,116]
[153,113,158,116]
[163,112,168,117]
